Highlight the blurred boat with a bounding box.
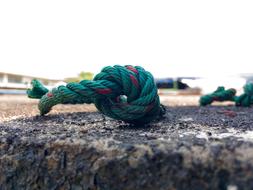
[0,71,63,94]
[0,89,26,95]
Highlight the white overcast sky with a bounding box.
[0,0,253,79]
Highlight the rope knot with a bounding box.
[200,83,253,107]
[199,86,236,106]
[27,65,165,124]
[235,83,253,106]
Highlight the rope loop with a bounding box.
[27,65,165,124]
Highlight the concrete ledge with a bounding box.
[1,106,253,190]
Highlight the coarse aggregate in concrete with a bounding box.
[1,95,253,190]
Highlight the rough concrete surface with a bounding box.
[1,95,253,190]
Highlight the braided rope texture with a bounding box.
[200,83,253,107]
[27,65,166,124]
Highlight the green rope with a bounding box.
[27,79,49,98]
[199,87,236,106]
[234,83,253,106]
[200,83,253,107]
[27,65,166,124]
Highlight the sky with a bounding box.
[0,0,253,79]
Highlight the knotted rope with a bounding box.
[200,83,253,107]
[27,65,166,124]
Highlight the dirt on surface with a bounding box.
[1,95,253,190]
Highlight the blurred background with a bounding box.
[0,0,253,96]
